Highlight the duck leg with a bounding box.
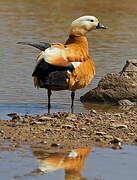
[71,91,75,113]
[47,89,52,114]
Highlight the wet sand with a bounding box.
[0,110,137,150]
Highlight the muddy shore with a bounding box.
[0,109,137,150]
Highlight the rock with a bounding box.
[66,114,77,121]
[80,59,137,104]
[82,135,89,138]
[40,141,47,144]
[110,120,115,123]
[104,135,113,139]
[112,144,122,150]
[115,124,128,129]
[128,133,135,136]
[110,137,123,144]
[10,122,22,127]
[96,131,106,136]
[90,110,97,114]
[7,113,18,117]
[38,116,50,121]
[62,125,74,129]
[7,113,21,121]
[81,127,87,131]
[51,143,60,147]
[95,137,103,142]
[118,99,134,106]
[110,124,128,129]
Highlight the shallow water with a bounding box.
[0,0,137,116]
[0,143,137,180]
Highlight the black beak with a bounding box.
[96,23,109,29]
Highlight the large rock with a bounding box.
[80,59,137,104]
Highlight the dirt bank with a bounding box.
[0,110,137,150]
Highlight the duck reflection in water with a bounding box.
[32,146,91,180]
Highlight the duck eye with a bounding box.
[90,19,94,22]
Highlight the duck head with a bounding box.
[70,16,108,36]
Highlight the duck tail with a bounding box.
[17,41,51,51]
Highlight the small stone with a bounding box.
[128,133,135,136]
[110,120,115,123]
[23,118,29,123]
[66,114,76,120]
[115,124,128,129]
[51,143,60,147]
[62,125,73,129]
[110,137,123,144]
[118,99,134,106]
[38,116,50,121]
[95,137,103,142]
[134,139,137,143]
[0,130,4,134]
[81,127,87,131]
[104,135,113,139]
[40,141,47,144]
[110,124,128,129]
[90,110,97,114]
[82,135,89,138]
[10,122,22,127]
[7,113,17,117]
[112,144,122,150]
[114,113,121,117]
[96,131,106,136]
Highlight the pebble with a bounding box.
[10,122,22,127]
[115,124,128,129]
[110,137,123,144]
[90,110,97,114]
[82,135,89,138]
[7,113,17,117]
[62,125,74,129]
[0,130,4,134]
[81,127,87,131]
[95,137,103,142]
[66,114,76,121]
[110,120,115,123]
[110,124,128,129]
[51,143,60,147]
[118,99,134,106]
[40,141,47,144]
[96,131,106,136]
[114,113,121,117]
[38,116,52,121]
[104,135,113,139]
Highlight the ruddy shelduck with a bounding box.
[32,146,91,177]
[18,16,108,113]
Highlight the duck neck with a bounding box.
[65,35,88,51]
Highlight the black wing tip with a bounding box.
[17,42,25,44]
[17,41,51,51]
[17,42,32,45]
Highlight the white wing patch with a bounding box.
[67,62,81,75]
[71,62,81,68]
[43,46,67,62]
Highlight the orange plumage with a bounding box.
[18,15,108,113]
[32,146,91,178]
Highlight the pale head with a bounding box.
[70,16,108,36]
